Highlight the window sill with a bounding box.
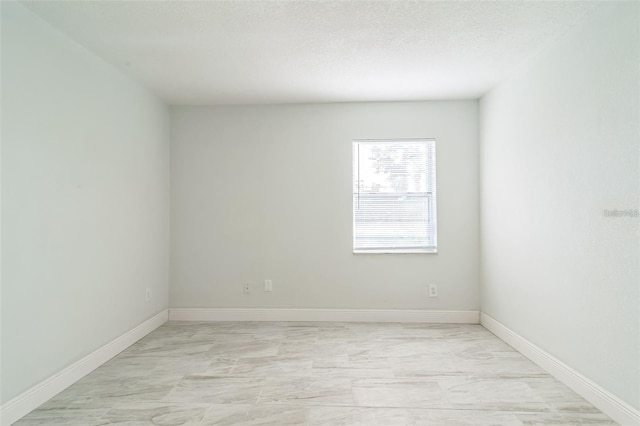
[353,248,437,254]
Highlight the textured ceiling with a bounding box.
[22,0,603,105]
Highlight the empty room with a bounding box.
[1,0,638,425]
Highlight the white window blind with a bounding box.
[352,139,437,253]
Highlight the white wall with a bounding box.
[1,2,170,404]
[480,2,639,410]
[170,101,479,310]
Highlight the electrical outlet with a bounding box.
[243,283,250,294]
[145,287,151,302]
[428,284,438,298]
[264,279,273,292]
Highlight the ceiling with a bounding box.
[22,0,603,106]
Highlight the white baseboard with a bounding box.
[0,309,168,426]
[168,308,480,324]
[480,313,640,426]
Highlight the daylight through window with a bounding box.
[352,139,437,253]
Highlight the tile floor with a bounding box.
[14,322,617,425]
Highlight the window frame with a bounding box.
[352,138,438,254]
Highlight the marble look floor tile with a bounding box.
[203,357,240,375]
[195,322,288,338]
[30,392,77,410]
[67,374,182,405]
[260,377,354,406]
[411,408,523,425]
[201,404,308,425]
[314,355,391,370]
[164,375,264,404]
[208,339,281,358]
[308,406,415,425]
[352,378,446,408]
[308,407,534,426]
[450,356,548,377]
[97,402,209,425]
[437,376,549,411]
[153,321,213,335]
[126,338,214,357]
[514,411,618,425]
[16,321,617,425]
[310,366,395,379]
[279,341,348,358]
[151,355,220,376]
[231,356,314,377]
[348,340,438,359]
[195,330,287,343]
[378,324,448,338]
[389,357,459,378]
[12,407,108,426]
[522,377,603,413]
[89,355,162,378]
[283,328,320,343]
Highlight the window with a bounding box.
[352,139,437,253]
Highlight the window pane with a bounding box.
[353,139,436,253]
